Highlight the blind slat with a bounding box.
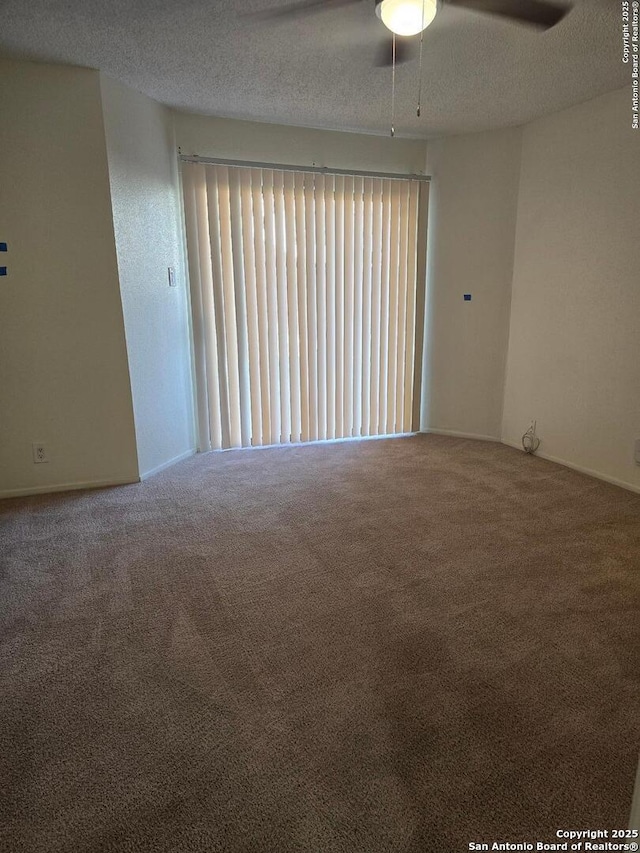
[304,175,319,441]
[395,180,410,435]
[343,175,355,438]
[273,170,292,443]
[215,168,244,447]
[325,174,337,441]
[378,179,391,437]
[205,169,232,448]
[334,175,345,439]
[353,176,364,437]
[404,180,420,432]
[183,166,214,449]
[284,172,302,443]
[386,180,401,436]
[238,168,263,446]
[250,170,272,444]
[361,178,373,437]
[262,169,282,445]
[315,174,328,441]
[294,172,311,442]
[369,178,383,437]
[228,168,252,447]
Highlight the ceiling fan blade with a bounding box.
[374,36,416,67]
[241,0,362,22]
[445,0,570,29]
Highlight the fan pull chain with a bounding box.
[390,33,396,137]
[417,0,425,117]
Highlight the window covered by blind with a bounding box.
[182,162,426,450]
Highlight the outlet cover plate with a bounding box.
[32,443,49,464]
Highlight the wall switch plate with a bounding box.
[635,439,640,465]
[463,293,472,301]
[0,267,6,276]
[0,242,7,252]
[32,443,49,464]
[168,266,176,287]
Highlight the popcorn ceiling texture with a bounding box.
[1,434,639,852]
[0,0,628,137]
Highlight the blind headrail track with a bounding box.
[179,154,430,184]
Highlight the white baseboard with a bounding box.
[140,448,195,480]
[0,476,139,500]
[501,439,640,495]
[422,428,501,443]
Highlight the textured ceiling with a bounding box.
[0,0,629,137]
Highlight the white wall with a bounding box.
[174,112,427,175]
[502,87,640,492]
[101,77,195,478]
[0,60,139,497]
[2,63,635,496]
[421,127,522,439]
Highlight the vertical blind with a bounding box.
[182,161,426,450]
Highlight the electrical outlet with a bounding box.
[32,443,49,464]
[168,266,176,287]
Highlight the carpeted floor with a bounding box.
[1,434,639,853]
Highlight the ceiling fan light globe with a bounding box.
[377,0,438,37]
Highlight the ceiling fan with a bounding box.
[244,0,572,66]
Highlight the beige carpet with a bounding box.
[1,434,639,852]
